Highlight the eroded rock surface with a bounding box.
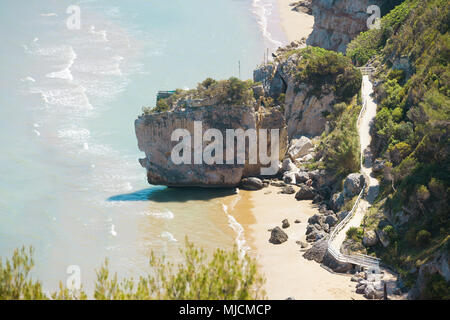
[307,0,386,52]
[135,105,287,187]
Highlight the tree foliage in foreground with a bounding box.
[0,240,266,300]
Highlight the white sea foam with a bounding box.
[31,85,93,110]
[222,202,249,258]
[143,210,174,220]
[46,46,77,81]
[57,127,90,144]
[21,76,36,83]
[110,224,117,237]
[40,13,58,17]
[76,55,124,77]
[89,25,109,42]
[161,231,177,242]
[251,0,283,51]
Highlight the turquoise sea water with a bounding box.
[0,0,286,293]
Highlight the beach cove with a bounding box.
[224,2,366,300]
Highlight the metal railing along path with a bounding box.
[326,72,381,270]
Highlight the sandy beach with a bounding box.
[277,0,315,42]
[230,186,364,300]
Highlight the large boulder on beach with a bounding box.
[295,184,316,200]
[280,185,296,195]
[364,282,384,300]
[322,251,353,273]
[303,238,328,263]
[295,171,310,184]
[307,214,322,225]
[269,227,288,244]
[240,177,264,190]
[325,215,338,227]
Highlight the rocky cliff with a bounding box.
[135,105,287,187]
[306,0,385,52]
[254,46,361,138]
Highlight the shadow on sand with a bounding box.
[107,186,238,203]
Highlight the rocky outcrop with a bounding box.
[362,230,378,247]
[307,0,385,52]
[287,136,313,159]
[295,184,316,200]
[303,238,328,262]
[343,173,365,198]
[290,0,313,14]
[322,251,353,273]
[408,249,450,300]
[254,53,337,138]
[135,105,288,187]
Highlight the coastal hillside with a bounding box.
[343,0,450,299]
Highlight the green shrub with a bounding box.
[392,107,404,122]
[416,185,431,203]
[383,225,397,240]
[422,273,450,300]
[347,227,364,242]
[0,241,266,300]
[143,77,256,115]
[295,47,361,102]
[318,102,361,177]
[416,230,432,246]
[153,98,170,113]
[0,247,46,300]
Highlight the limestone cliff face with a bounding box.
[254,53,335,138]
[307,0,384,52]
[135,105,287,187]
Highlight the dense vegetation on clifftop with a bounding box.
[346,0,449,298]
[143,77,256,114]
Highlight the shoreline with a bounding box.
[277,0,314,43]
[230,186,363,300]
